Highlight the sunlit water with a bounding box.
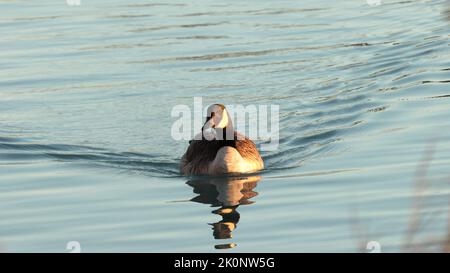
[1,0,449,252]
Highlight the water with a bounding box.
[1,0,449,252]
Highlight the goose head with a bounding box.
[202,104,234,140]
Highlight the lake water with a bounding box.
[0,0,449,252]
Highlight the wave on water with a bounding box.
[0,136,181,178]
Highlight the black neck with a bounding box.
[200,126,235,141]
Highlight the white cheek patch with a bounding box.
[215,109,229,128]
[203,127,216,140]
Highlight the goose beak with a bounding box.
[202,116,215,131]
[201,116,217,140]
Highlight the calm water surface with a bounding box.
[0,0,450,252]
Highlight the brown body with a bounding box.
[180,132,264,175]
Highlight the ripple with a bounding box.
[129,21,228,33]
[0,137,179,177]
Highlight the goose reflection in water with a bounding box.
[186,175,261,250]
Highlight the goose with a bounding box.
[180,104,264,175]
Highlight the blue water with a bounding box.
[0,0,449,252]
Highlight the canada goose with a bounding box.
[180,104,264,175]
